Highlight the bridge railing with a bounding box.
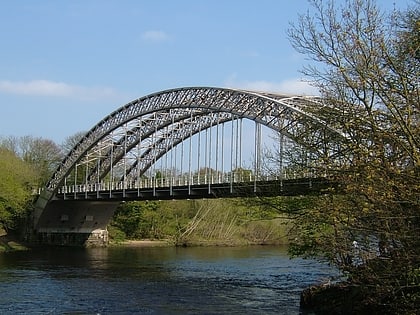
[56,170,324,195]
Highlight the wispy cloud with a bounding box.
[0,79,120,101]
[224,76,319,96]
[141,30,169,42]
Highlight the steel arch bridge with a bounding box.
[33,86,344,245]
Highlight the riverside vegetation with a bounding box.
[108,198,293,246]
[283,0,419,313]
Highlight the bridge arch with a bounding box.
[45,86,343,194]
[32,86,346,243]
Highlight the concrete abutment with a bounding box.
[32,200,120,247]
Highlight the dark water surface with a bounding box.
[0,245,337,314]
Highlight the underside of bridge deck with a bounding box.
[34,200,120,246]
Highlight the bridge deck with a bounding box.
[53,178,334,201]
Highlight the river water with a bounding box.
[0,245,338,314]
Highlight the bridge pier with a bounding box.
[33,200,120,247]
[35,228,109,247]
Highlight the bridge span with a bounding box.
[33,86,343,246]
[55,177,331,201]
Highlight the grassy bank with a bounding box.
[108,199,292,247]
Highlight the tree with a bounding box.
[20,136,63,186]
[110,201,161,239]
[0,148,37,232]
[281,0,419,312]
[61,131,86,154]
[0,135,63,186]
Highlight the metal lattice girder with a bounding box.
[85,108,230,183]
[121,111,235,182]
[85,109,196,183]
[46,87,346,193]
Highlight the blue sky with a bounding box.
[0,0,411,144]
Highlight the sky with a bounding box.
[0,0,412,144]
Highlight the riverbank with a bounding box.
[300,282,366,314]
[1,233,285,252]
[300,277,418,314]
[114,239,171,247]
[110,237,287,248]
[0,232,28,252]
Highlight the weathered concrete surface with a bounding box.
[34,200,120,246]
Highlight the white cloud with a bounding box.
[0,79,120,101]
[141,30,169,42]
[224,76,319,96]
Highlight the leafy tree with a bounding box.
[110,201,161,239]
[20,136,63,186]
[0,135,63,186]
[0,148,37,232]
[279,0,419,312]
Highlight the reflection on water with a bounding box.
[0,246,338,314]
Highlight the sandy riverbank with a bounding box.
[115,239,172,247]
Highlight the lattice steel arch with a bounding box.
[90,110,235,184]
[44,86,346,195]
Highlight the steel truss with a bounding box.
[46,87,346,193]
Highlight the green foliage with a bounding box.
[0,135,64,234]
[107,225,126,243]
[241,219,287,245]
[284,0,420,311]
[108,198,289,245]
[110,201,159,239]
[0,148,37,231]
[0,135,63,186]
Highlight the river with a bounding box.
[0,245,338,314]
